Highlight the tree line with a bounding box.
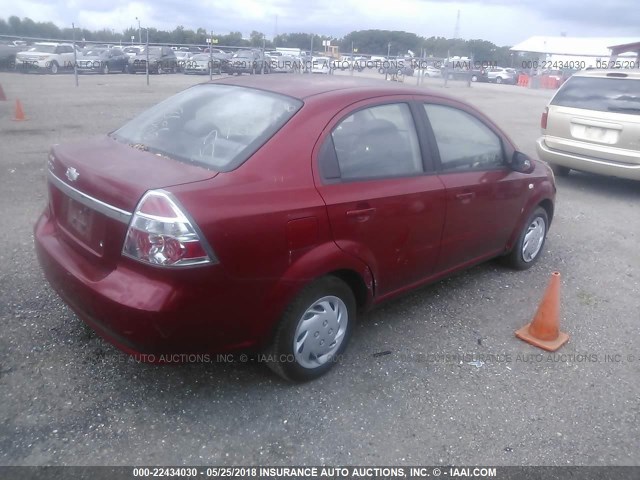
[0,16,521,65]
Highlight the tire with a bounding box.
[496,76,503,84]
[49,61,59,74]
[550,164,571,177]
[102,63,109,75]
[471,74,478,82]
[266,276,356,382]
[503,207,549,270]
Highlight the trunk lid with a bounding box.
[545,106,640,165]
[48,136,217,268]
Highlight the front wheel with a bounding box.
[102,63,109,75]
[496,76,503,84]
[266,276,356,382]
[503,207,549,270]
[49,61,59,74]
[471,74,478,82]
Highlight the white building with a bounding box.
[510,36,640,69]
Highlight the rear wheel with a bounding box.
[551,164,571,177]
[49,61,59,74]
[471,74,478,82]
[496,76,503,84]
[266,276,355,382]
[503,207,549,270]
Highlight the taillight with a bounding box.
[541,107,548,130]
[122,190,215,267]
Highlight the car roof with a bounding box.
[574,69,640,79]
[206,75,453,101]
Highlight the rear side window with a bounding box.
[111,84,302,171]
[330,103,423,180]
[551,76,640,115]
[424,104,504,171]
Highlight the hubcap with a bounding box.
[293,296,348,369]
[522,217,546,262]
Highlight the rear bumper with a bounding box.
[536,137,640,181]
[34,210,257,355]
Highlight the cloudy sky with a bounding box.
[0,0,638,46]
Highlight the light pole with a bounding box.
[386,42,391,81]
[136,17,141,44]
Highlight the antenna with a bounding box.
[454,10,460,39]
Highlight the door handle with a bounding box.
[455,192,475,200]
[346,207,377,221]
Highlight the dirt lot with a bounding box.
[0,70,638,466]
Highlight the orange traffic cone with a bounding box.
[12,99,26,121]
[515,271,569,351]
[0,84,6,101]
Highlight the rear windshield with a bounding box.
[111,84,303,171]
[551,76,640,115]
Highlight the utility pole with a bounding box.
[350,41,354,76]
[145,28,149,86]
[72,23,78,87]
[386,42,391,81]
[309,35,313,74]
[208,31,213,81]
[136,17,142,44]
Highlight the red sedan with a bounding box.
[34,76,556,381]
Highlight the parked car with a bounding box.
[76,47,128,74]
[443,61,487,82]
[229,49,269,74]
[183,53,223,75]
[266,51,301,73]
[174,50,191,71]
[337,56,366,72]
[122,46,143,59]
[15,42,75,74]
[486,67,517,84]
[309,56,334,74]
[420,65,442,78]
[34,76,555,382]
[128,46,178,74]
[0,41,26,70]
[537,69,640,180]
[179,46,203,54]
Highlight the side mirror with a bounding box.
[510,151,533,173]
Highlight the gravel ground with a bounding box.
[0,70,638,467]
